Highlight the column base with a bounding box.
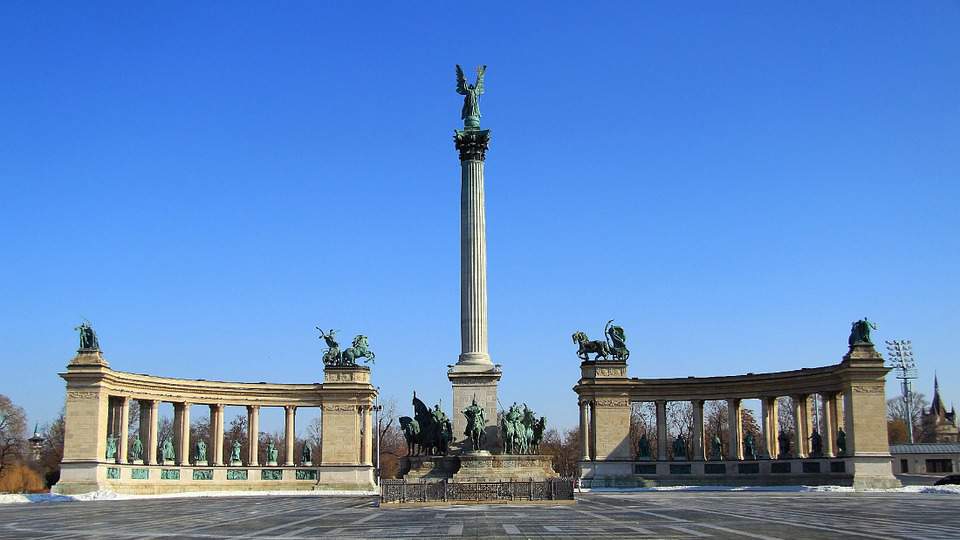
[449,363,502,452]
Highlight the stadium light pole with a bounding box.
[885,340,917,444]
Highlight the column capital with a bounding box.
[454,129,491,161]
[247,404,260,412]
[285,405,296,413]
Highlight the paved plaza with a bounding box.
[1,491,957,539]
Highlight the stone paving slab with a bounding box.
[0,492,958,539]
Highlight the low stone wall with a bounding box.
[55,463,376,495]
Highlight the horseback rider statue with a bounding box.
[462,396,487,452]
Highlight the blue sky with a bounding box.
[1,2,958,433]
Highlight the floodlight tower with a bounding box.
[885,340,918,443]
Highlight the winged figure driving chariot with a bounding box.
[572,319,629,362]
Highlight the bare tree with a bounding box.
[887,393,930,442]
[0,395,27,477]
[629,402,656,457]
[539,427,580,477]
[777,396,795,437]
[225,414,247,464]
[40,410,65,487]
[667,401,693,459]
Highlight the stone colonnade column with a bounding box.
[727,399,743,460]
[828,392,841,455]
[457,133,491,365]
[284,406,296,466]
[142,400,159,465]
[210,404,224,466]
[247,405,260,466]
[174,402,191,465]
[579,400,590,461]
[793,395,808,458]
[118,397,130,464]
[692,399,705,461]
[762,397,779,458]
[655,400,668,460]
[588,401,597,460]
[821,394,835,457]
[362,406,374,466]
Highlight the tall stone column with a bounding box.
[762,397,779,458]
[579,400,590,461]
[210,404,224,466]
[284,406,296,466]
[449,127,501,452]
[692,400,705,461]
[118,397,130,464]
[174,402,190,465]
[793,395,808,458]
[655,400,668,461]
[247,405,260,466]
[727,399,743,461]
[588,401,597,460]
[821,393,835,457]
[146,400,159,465]
[362,406,374,466]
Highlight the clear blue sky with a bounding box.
[1,2,957,434]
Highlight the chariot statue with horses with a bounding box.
[572,319,629,362]
[317,326,376,367]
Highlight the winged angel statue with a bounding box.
[456,64,486,129]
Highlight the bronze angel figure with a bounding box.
[456,64,486,129]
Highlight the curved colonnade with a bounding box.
[54,350,376,495]
[575,341,900,489]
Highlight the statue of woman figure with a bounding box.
[130,436,143,461]
[195,439,207,462]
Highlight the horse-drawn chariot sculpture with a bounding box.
[572,319,629,362]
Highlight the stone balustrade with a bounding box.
[54,350,377,494]
[574,341,899,489]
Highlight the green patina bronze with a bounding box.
[710,435,723,461]
[778,430,792,459]
[195,439,207,462]
[573,320,630,362]
[230,440,242,464]
[129,436,143,461]
[266,440,279,464]
[226,469,247,480]
[301,444,312,464]
[399,392,451,456]
[74,321,100,351]
[455,64,486,130]
[159,438,175,463]
[672,434,687,460]
[106,467,120,479]
[744,432,757,460]
[462,397,487,452]
[810,430,823,457]
[296,469,318,481]
[160,469,180,480]
[637,433,651,459]
[105,435,118,459]
[837,428,847,456]
[131,468,149,480]
[500,402,545,455]
[261,469,283,481]
[193,469,214,480]
[848,317,877,346]
[317,327,376,367]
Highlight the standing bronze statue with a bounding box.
[74,321,100,351]
[848,317,877,346]
[456,65,486,130]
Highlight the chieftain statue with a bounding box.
[105,435,118,460]
[744,432,757,460]
[462,397,487,452]
[266,440,279,464]
[400,393,451,456]
[672,434,687,460]
[810,431,823,457]
[75,321,100,351]
[129,436,143,462]
[317,327,376,367]
[710,434,723,461]
[573,320,629,362]
[160,438,175,464]
[637,433,651,459]
[301,443,312,465]
[499,402,545,455]
[195,439,207,463]
[778,430,792,458]
[230,440,242,464]
[848,317,877,346]
[456,64,486,129]
[837,428,847,456]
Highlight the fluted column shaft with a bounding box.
[459,157,490,364]
[210,404,224,466]
[655,400,668,461]
[793,395,808,458]
[692,400,705,461]
[118,397,129,464]
[146,400,159,465]
[727,398,743,461]
[579,401,590,461]
[174,402,190,465]
[247,405,260,466]
[362,406,374,466]
[762,397,779,458]
[821,394,836,458]
[284,406,296,466]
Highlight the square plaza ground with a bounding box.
[1,492,957,539]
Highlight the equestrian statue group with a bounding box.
[317,327,376,367]
[572,319,629,362]
[500,402,546,455]
[400,393,453,456]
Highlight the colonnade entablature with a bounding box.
[574,340,900,489]
[54,349,378,495]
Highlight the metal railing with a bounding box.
[380,478,575,504]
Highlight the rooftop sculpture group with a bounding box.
[317,327,376,367]
[74,321,100,351]
[573,319,629,362]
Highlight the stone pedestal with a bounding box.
[401,453,559,482]
[448,365,501,452]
